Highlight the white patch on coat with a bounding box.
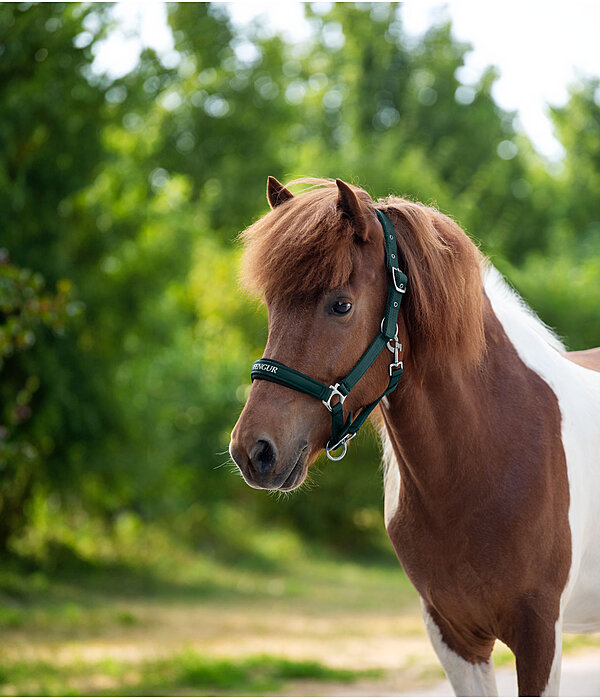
[379,426,401,528]
[421,600,499,696]
[483,263,600,633]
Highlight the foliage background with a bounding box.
[1,1,599,564]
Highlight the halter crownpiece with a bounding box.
[250,208,407,461]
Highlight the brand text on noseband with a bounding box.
[252,362,278,374]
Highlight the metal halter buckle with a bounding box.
[325,432,356,461]
[392,267,406,293]
[322,383,347,412]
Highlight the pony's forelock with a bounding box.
[239,179,371,303]
[239,180,486,372]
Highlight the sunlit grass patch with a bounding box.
[492,644,515,668]
[0,652,381,696]
[152,652,380,695]
[563,633,600,654]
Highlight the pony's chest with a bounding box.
[386,507,495,612]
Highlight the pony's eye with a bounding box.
[332,300,352,315]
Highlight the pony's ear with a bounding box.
[267,176,294,209]
[335,179,367,241]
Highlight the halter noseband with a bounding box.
[250,209,407,461]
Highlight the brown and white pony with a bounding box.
[229,177,600,696]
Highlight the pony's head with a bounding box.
[229,177,484,491]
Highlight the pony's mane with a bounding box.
[483,263,566,353]
[239,179,486,372]
[377,195,485,370]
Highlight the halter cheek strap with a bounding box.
[250,209,407,461]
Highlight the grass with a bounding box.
[563,633,600,654]
[0,652,379,696]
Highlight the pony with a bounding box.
[229,177,600,696]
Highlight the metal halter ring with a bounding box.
[325,433,356,461]
[326,441,347,461]
[322,383,347,412]
[381,319,399,340]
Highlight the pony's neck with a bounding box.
[380,296,509,516]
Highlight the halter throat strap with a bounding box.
[250,208,407,461]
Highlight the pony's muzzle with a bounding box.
[230,432,280,489]
[229,426,309,491]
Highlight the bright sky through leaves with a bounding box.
[92,1,600,161]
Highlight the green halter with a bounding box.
[250,209,407,461]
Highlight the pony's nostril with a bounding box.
[250,438,278,474]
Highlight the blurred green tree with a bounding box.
[0,3,199,521]
[504,77,600,351]
[0,2,119,528]
[0,252,70,548]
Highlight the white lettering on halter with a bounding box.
[253,363,278,374]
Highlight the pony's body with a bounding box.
[230,178,600,696]
[381,262,600,694]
